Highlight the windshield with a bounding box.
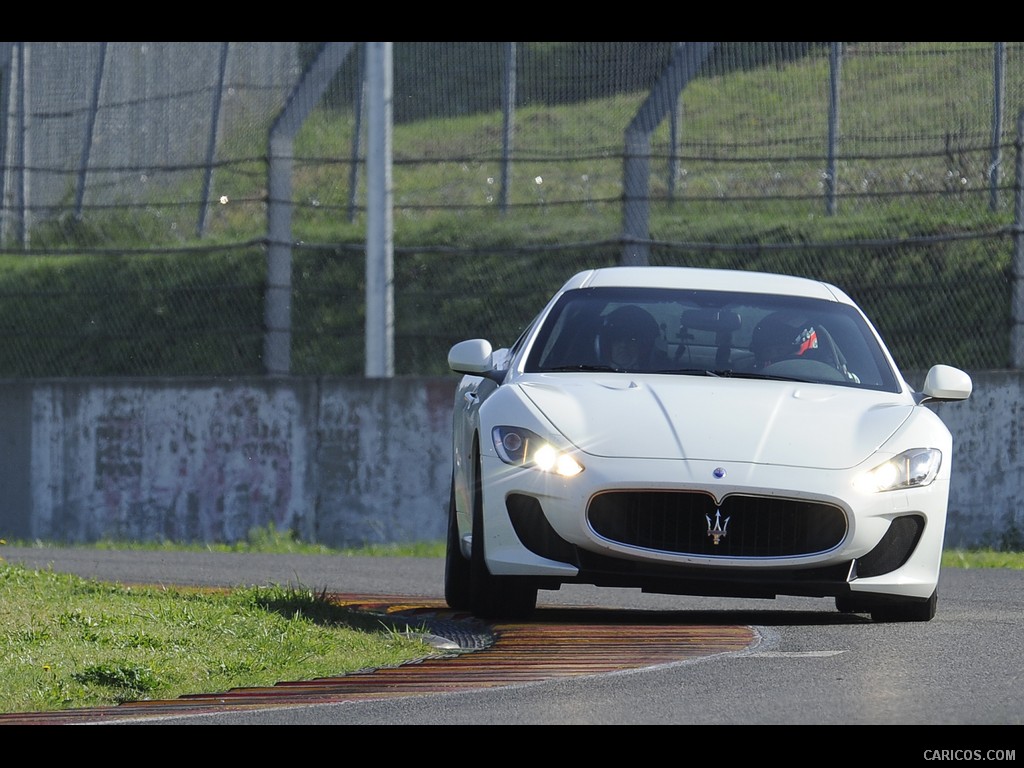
[524,286,900,392]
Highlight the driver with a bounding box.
[750,312,818,369]
[597,305,659,369]
[750,311,860,382]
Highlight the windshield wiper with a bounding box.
[546,363,622,372]
[545,365,809,380]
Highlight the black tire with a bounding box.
[834,594,865,614]
[468,457,537,620]
[870,590,937,623]
[444,475,472,610]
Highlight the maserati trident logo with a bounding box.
[706,509,730,545]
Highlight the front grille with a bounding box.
[587,490,847,558]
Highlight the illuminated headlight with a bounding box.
[492,426,584,477]
[854,448,942,492]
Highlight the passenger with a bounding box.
[597,305,659,369]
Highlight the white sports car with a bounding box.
[445,266,973,622]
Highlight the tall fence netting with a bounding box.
[0,41,1020,377]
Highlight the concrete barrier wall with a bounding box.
[928,370,1023,549]
[0,372,1018,550]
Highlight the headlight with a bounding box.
[492,426,584,477]
[854,448,942,492]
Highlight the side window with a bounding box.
[825,319,888,387]
[504,323,535,371]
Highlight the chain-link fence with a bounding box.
[1,42,1020,377]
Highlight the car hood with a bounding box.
[517,375,913,469]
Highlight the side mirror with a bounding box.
[448,339,493,374]
[921,364,972,402]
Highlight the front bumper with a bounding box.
[477,453,949,601]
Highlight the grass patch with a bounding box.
[0,562,435,714]
[4,524,446,559]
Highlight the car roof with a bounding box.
[562,266,852,304]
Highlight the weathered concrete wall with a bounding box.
[1,377,455,549]
[928,370,1024,549]
[0,372,1018,549]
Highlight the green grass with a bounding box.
[940,548,1024,569]
[0,565,437,714]
[0,530,451,714]
[0,530,1019,714]
[61,524,447,558]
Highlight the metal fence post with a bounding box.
[265,42,355,376]
[347,44,365,225]
[1012,109,1024,369]
[499,42,516,214]
[11,42,28,249]
[364,42,394,379]
[826,42,842,216]
[621,42,716,266]
[196,42,229,238]
[0,42,12,246]
[990,43,1006,212]
[74,42,106,220]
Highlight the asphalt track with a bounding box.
[4,549,1024,729]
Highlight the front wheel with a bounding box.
[836,590,937,622]
[444,475,471,610]
[468,457,537,620]
[871,590,937,623]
